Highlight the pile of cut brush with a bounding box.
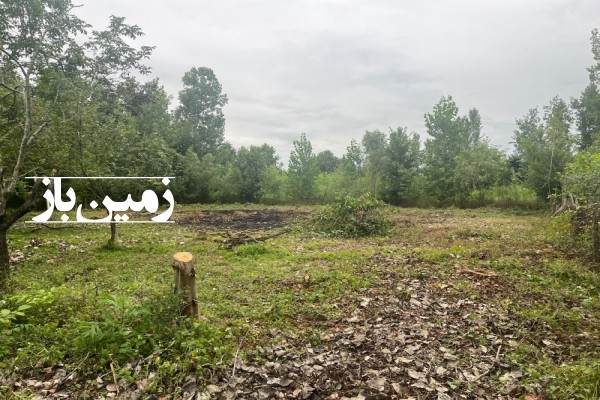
[217,230,288,249]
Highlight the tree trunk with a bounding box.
[0,228,9,285]
[0,176,48,285]
[593,209,600,264]
[171,252,200,320]
[109,222,117,245]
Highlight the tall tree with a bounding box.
[362,130,388,193]
[423,96,481,203]
[288,133,317,201]
[572,82,600,149]
[172,67,228,157]
[379,127,420,205]
[572,29,600,149]
[340,139,363,176]
[514,97,575,199]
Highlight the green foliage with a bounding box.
[561,151,600,261]
[564,151,600,203]
[528,359,600,400]
[312,193,393,237]
[288,133,317,201]
[572,82,600,149]
[362,130,388,193]
[467,184,541,209]
[314,171,370,202]
[514,97,575,200]
[235,145,279,202]
[572,28,600,150]
[169,320,234,372]
[74,294,158,363]
[452,143,511,206]
[379,127,421,206]
[258,165,289,204]
[172,67,228,157]
[0,286,84,365]
[0,283,233,373]
[339,139,364,176]
[423,96,489,203]
[315,150,340,173]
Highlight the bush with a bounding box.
[562,151,600,262]
[311,193,394,237]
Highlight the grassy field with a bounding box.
[0,205,599,399]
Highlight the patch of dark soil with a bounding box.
[176,209,309,232]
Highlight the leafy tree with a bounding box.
[287,133,317,201]
[339,139,363,176]
[423,96,482,203]
[572,83,600,149]
[514,97,575,199]
[171,151,236,204]
[453,143,510,206]
[588,28,600,84]
[235,144,279,202]
[172,67,228,157]
[0,0,87,280]
[315,150,340,173]
[362,130,388,193]
[258,165,288,204]
[572,29,600,149]
[379,128,421,205]
[214,142,237,166]
[117,78,171,138]
[314,170,371,201]
[0,0,152,282]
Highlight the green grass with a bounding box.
[1,205,599,398]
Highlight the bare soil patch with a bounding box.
[176,208,309,232]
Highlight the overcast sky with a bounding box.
[74,0,599,162]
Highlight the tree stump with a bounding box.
[172,252,200,320]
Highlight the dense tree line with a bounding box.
[2,0,600,278]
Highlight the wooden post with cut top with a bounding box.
[172,252,200,320]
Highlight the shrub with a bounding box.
[467,184,542,209]
[311,193,393,237]
[560,151,600,262]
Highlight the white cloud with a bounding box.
[74,0,600,162]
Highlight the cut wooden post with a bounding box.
[109,221,117,245]
[172,252,200,320]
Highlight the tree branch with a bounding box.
[26,122,48,146]
[0,82,18,93]
[0,48,27,78]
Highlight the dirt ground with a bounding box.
[176,208,309,232]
